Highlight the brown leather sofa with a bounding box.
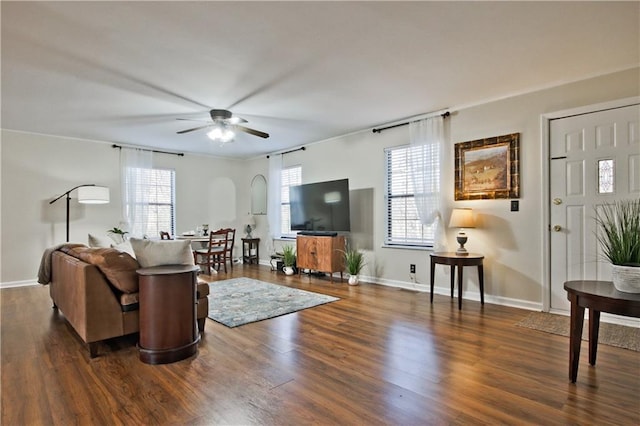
[50,248,209,357]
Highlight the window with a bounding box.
[124,167,176,237]
[280,165,301,236]
[598,159,614,194]
[385,145,437,247]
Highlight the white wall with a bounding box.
[2,68,638,308]
[0,132,246,284]
[246,67,639,308]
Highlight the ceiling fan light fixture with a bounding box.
[177,108,267,140]
[207,124,235,143]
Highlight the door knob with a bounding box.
[553,198,563,205]
[553,225,562,232]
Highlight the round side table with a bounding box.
[430,252,484,310]
[137,265,200,364]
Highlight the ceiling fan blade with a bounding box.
[229,116,248,124]
[236,125,269,139]
[177,124,213,134]
[176,118,211,123]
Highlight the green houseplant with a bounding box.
[343,247,366,285]
[282,244,296,276]
[595,199,640,293]
[107,227,128,243]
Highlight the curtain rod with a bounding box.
[372,111,450,134]
[266,146,305,158]
[112,144,184,157]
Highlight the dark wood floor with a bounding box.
[2,265,639,425]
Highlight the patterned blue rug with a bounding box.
[207,277,339,327]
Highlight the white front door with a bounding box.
[549,103,640,312]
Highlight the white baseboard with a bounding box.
[549,308,640,328]
[1,279,38,289]
[361,275,543,312]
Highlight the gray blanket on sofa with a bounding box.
[37,243,85,285]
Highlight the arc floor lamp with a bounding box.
[49,184,110,242]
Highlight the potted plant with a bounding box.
[596,199,640,293]
[282,244,296,276]
[343,247,366,285]
[107,227,128,243]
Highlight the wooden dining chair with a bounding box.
[160,231,172,240]
[221,228,236,269]
[193,228,229,275]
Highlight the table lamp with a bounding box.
[449,208,475,256]
[245,214,256,238]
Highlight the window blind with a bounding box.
[126,167,175,237]
[385,145,435,246]
[280,166,301,235]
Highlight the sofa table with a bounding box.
[137,265,200,364]
[564,280,640,383]
[430,252,484,310]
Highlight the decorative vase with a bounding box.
[348,274,359,286]
[612,265,640,293]
[283,266,294,276]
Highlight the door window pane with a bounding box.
[598,159,614,194]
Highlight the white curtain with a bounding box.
[409,116,447,251]
[267,154,283,240]
[120,148,153,238]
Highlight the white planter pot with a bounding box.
[612,265,640,293]
[283,266,295,276]
[348,274,359,286]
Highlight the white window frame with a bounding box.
[384,145,436,248]
[280,165,302,237]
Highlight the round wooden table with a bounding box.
[564,280,640,383]
[430,252,484,310]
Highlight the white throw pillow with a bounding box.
[129,238,194,268]
[111,240,136,258]
[88,233,112,248]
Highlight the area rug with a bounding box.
[207,277,339,328]
[516,312,640,352]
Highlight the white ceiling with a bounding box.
[2,1,638,158]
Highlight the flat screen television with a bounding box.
[290,179,351,233]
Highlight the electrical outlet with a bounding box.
[410,264,416,274]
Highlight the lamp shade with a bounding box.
[449,208,475,228]
[246,214,256,227]
[77,186,110,204]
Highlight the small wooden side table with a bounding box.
[564,280,640,383]
[242,238,260,264]
[430,252,484,310]
[137,265,200,364]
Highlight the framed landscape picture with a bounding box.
[454,133,520,200]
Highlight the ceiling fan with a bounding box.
[176,109,269,143]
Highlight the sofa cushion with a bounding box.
[196,280,210,298]
[120,292,139,312]
[66,246,140,294]
[129,238,194,268]
[88,233,112,248]
[111,240,136,258]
